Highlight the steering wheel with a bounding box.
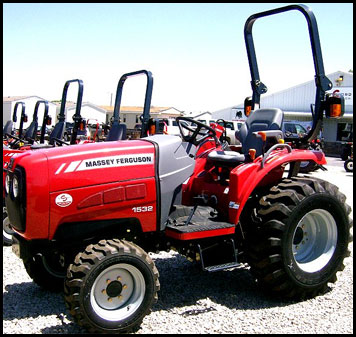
[176,116,218,146]
[4,133,24,148]
[5,133,21,142]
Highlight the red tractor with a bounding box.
[5,4,352,334]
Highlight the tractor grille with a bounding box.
[5,166,27,232]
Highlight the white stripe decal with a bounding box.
[64,160,82,173]
[55,163,66,175]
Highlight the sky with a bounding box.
[3,3,353,113]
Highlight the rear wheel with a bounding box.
[24,253,66,291]
[246,177,352,300]
[64,239,159,333]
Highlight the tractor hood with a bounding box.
[11,140,156,193]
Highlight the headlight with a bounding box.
[13,176,19,198]
[5,175,10,194]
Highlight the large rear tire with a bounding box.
[64,239,160,333]
[246,176,352,300]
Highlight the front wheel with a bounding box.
[344,159,353,172]
[3,208,14,246]
[246,177,352,300]
[64,239,160,333]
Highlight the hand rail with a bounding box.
[261,143,292,168]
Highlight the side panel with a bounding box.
[49,177,157,240]
[145,135,196,229]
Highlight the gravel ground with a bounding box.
[3,157,353,334]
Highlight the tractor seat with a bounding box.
[105,122,127,141]
[23,120,38,144]
[208,108,284,166]
[30,121,66,149]
[3,121,13,136]
[207,150,246,166]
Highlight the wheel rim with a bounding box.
[3,215,14,241]
[40,254,66,278]
[292,209,338,273]
[347,161,353,171]
[91,263,146,321]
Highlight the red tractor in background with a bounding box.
[3,70,155,246]
[5,4,352,334]
[3,102,24,144]
[4,100,51,149]
[3,101,28,147]
[3,100,51,245]
[3,79,84,246]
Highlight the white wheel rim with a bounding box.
[292,209,338,273]
[90,263,145,321]
[3,216,13,241]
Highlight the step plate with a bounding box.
[165,221,235,240]
[204,262,242,272]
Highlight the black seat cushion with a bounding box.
[208,108,284,166]
[207,150,246,166]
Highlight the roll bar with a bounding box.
[12,103,21,123]
[35,100,50,143]
[244,4,333,143]
[57,79,84,145]
[14,102,27,139]
[111,69,153,138]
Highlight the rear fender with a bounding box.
[228,149,326,224]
